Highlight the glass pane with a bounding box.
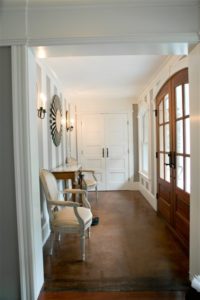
[159,101,163,124]
[159,126,164,151]
[185,118,190,155]
[185,157,191,193]
[184,83,190,116]
[176,156,184,190]
[165,154,170,183]
[176,120,183,153]
[160,153,164,180]
[176,85,183,118]
[142,144,148,173]
[143,112,148,143]
[164,94,169,122]
[165,124,170,152]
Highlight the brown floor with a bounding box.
[41,191,189,297]
[38,291,186,300]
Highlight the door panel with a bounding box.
[157,182,172,223]
[105,114,129,190]
[80,113,129,191]
[172,69,190,249]
[80,114,106,190]
[156,68,190,251]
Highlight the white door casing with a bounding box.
[12,46,44,300]
[80,113,129,190]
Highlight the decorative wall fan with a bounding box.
[50,95,62,146]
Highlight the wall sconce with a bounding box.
[37,93,47,119]
[37,107,46,119]
[66,111,74,132]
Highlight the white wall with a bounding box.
[35,59,68,243]
[188,44,200,279]
[28,2,199,43]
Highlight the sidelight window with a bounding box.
[141,110,149,174]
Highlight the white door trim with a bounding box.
[11,45,43,300]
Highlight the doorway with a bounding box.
[12,45,195,300]
[79,113,129,190]
[156,68,190,251]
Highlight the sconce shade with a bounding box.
[67,125,74,132]
[66,110,74,132]
[37,107,46,119]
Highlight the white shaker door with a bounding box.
[105,114,129,190]
[80,114,106,190]
[80,113,129,190]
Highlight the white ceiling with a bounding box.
[43,55,167,101]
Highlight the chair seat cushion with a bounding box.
[53,206,92,228]
[84,178,97,187]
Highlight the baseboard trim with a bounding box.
[127,181,139,190]
[97,181,139,191]
[139,183,157,211]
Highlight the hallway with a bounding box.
[41,191,189,294]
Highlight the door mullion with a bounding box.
[170,78,176,227]
[182,84,186,192]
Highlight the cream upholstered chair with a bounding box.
[79,170,98,202]
[40,169,93,261]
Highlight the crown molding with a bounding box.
[27,33,198,47]
[1,0,199,10]
[29,0,200,10]
[0,38,27,47]
[0,33,198,48]
[0,1,26,10]
[1,33,197,48]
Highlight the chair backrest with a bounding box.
[39,169,59,203]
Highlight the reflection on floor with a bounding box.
[42,191,189,292]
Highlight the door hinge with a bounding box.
[156,192,159,199]
[128,149,130,154]
[154,109,158,117]
[127,120,129,126]
[156,152,158,158]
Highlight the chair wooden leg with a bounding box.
[57,233,61,241]
[80,233,85,261]
[49,232,55,256]
[87,227,91,239]
[95,186,98,203]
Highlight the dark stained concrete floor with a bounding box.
[38,291,186,300]
[43,191,189,292]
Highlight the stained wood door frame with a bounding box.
[156,68,190,251]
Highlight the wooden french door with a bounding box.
[156,68,190,251]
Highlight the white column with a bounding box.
[189,44,200,279]
[12,45,44,300]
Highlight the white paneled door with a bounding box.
[80,113,129,190]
